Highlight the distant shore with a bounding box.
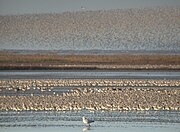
[0,50,180,70]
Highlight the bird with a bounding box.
[82,116,94,126]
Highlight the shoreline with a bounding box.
[1,51,180,70]
[1,65,180,70]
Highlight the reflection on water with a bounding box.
[82,126,91,131]
[0,110,180,132]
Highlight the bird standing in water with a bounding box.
[82,116,94,126]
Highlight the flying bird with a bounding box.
[82,116,94,126]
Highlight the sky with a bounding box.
[0,0,180,15]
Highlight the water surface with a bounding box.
[0,110,180,132]
[0,70,180,79]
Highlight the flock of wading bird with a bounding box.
[0,79,179,112]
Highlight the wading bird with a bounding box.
[82,116,94,126]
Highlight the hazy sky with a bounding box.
[0,0,180,15]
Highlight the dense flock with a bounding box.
[0,87,179,111]
[0,79,180,111]
[0,79,180,92]
[0,6,179,50]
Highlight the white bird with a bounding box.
[82,116,94,126]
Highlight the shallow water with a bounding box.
[0,71,180,79]
[0,70,180,131]
[0,110,180,132]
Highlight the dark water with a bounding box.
[0,110,180,132]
